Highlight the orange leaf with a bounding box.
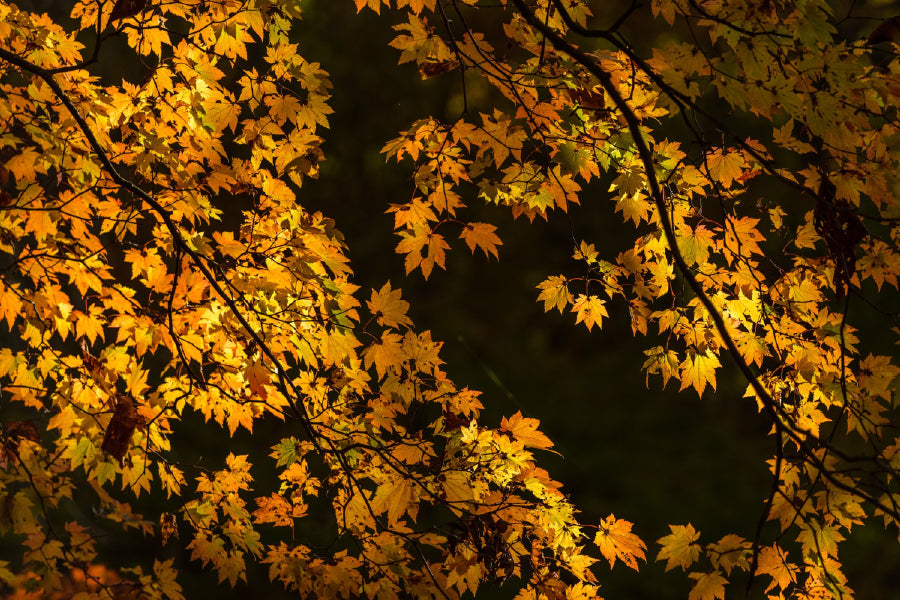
[757,545,796,592]
[75,308,105,344]
[459,222,501,259]
[706,149,744,189]
[354,0,384,13]
[363,332,404,379]
[370,477,414,526]
[594,514,647,570]
[500,411,554,450]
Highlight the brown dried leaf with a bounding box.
[110,0,147,22]
[419,59,459,79]
[160,512,178,544]
[101,394,141,462]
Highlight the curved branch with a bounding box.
[508,0,900,522]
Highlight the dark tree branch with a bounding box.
[508,0,900,523]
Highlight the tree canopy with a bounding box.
[1,0,900,599]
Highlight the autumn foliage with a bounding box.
[1,0,900,599]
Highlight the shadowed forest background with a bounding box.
[6,0,900,597]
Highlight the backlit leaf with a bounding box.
[594,515,647,570]
[657,524,701,571]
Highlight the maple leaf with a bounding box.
[688,571,727,600]
[723,216,765,262]
[677,224,715,267]
[657,524,701,571]
[650,0,677,25]
[594,514,647,570]
[571,294,609,331]
[678,349,720,396]
[423,232,450,278]
[212,231,246,259]
[563,582,600,600]
[205,100,241,133]
[460,222,502,259]
[363,332,403,379]
[367,282,413,329]
[388,198,438,229]
[500,411,554,450]
[396,228,449,279]
[615,192,652,225]
[354,0,384,14]
[370,477,414,526]
[537,275,573,313]
[757,544,796,592]
[396,0,438,15]
[796,521,844,558]
[75,308,105,344]
[5,148,42,182]
[153,559,183,600]
[706,149,744,189]
[707,534,749,575]
[439,470,473,503]
[642,346,680,387]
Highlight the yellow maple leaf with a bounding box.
[642,346,680,387]
[75,308,105,344]
[371,477,414,526]
[757,544,796,592]
[615,191,652,225]
[25,208,57,242]
[594,514,646,571]
[205,100,241,133]
[367,282,413,329]
[651,0,676,26]
[422,232,449,279]
[441,470,474,504]
[677,224,715,267]
[362,331,403,379]
[563,582,600,600]
[212,230,246,258]
[571,294,609,331]
[657,524,700,571]
[708,534,749,575]
[722,216,764,261]
[678,349,720,396]
[536,275,573,313]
